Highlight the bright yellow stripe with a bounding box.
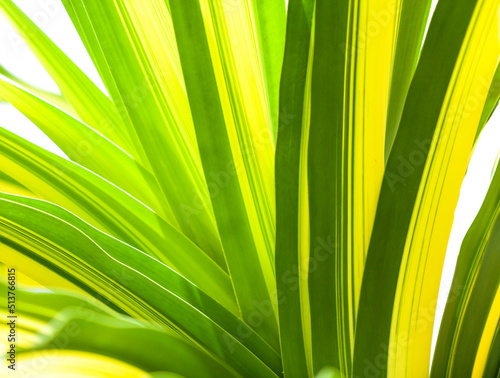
[198,0,276,304]
[349,0,399,318]
[389,2,500,377]
[299,12,315,375]
[0,179,34,199]
[3,350,148,377]
[472,286,500,377]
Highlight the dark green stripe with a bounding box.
[275,0,314,376]
[308,0,350,374]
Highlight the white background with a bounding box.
[0,0,499,363]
